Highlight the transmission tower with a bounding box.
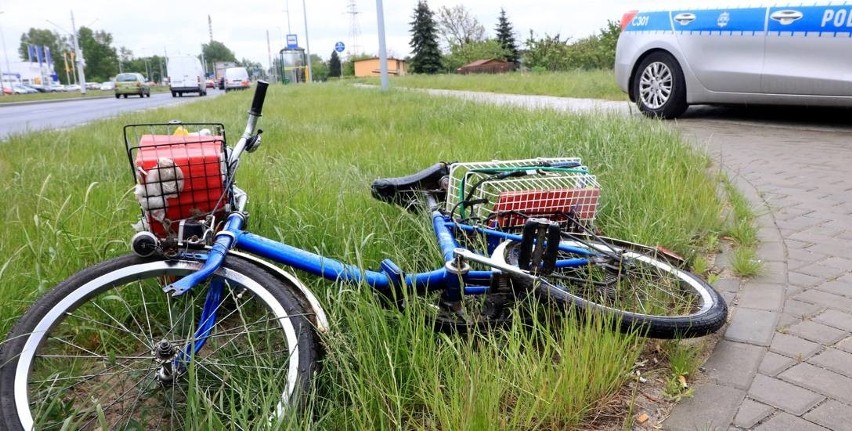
[345,0,362,57]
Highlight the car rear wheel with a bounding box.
[633,52,687,119]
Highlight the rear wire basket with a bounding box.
[445,157,601,230]
[124,122,231,239]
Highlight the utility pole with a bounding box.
[376,0,389,91]
[301,0,312,83]
[70,11,87,94]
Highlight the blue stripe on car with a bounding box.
[624,6,852,37]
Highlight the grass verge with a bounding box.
[0,82,726,429]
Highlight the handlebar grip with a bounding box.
[249,80,269,117]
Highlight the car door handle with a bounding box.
[770,10,803,25]
[673,13,696,25]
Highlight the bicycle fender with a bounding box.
[229,250,330,334]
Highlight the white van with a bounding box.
[167,55,207,97]
[223,67,250,92]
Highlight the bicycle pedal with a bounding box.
[518,218,561,274]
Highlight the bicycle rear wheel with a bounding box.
[499,237,727,338]
[0,254,317,431]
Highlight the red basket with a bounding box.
[131,133,229,238]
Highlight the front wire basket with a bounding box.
[445,157,601,230]
[123,122,231,239]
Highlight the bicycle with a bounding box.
[0,81,727,430]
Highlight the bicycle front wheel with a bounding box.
[500,237,727,338]
[0,254,317,431]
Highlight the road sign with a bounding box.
[335,42,345,53]
[287,34,298,49]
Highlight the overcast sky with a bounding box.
[0,0,635,70]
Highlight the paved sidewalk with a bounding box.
[419,88,852,429]
[665,119,852,431]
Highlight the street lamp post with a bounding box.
[0,11,9,96]
[69,11,87,95]
[301,0,312,83]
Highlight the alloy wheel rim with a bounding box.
[639,61,673,109]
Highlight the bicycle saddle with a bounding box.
[371,162,449,208]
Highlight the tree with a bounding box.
[202,41,237,65]
[76,27,119,82]
[408,1,442,74]
[494,8,519,64]
[436,5,485,49]
[328,51,342,78]
[522,30,572,71]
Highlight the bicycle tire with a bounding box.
[498,238,727,338]
[0,254,317,431]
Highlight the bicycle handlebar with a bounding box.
[229,81,268,167]
[249,81,269,117]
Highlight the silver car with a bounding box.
[614,2,852,118]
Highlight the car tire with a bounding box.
[114,94,120,99]
[171,92,176,97]
[633,52,688,119]
[123,94,128,98]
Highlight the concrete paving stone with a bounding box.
[759,351,796,376]
[785,320,848,345]
[748,374,824,415]
[769,333,822,360]
[754,411,831,431]
[774,216,823,232]
[733,398,774,429]
[785,238,815,250]
[803,240,852,258]
[808,348,852,378]
[756,241,786,262]
[787,248,828,266]
[788,232,843,246]
[736,283,786,311]
[757,226,782,243]
[813,309,852,332]
[777,313,802,332]
[837,336,852,352]
[798,226,847,238]
[663,383,744,431]
[816,256,852,272]
[788,272,826,289]
[780,362,852,405]
[713,277,741,294]
[783,299,824,319]
[794,262,849,280]
[794,289,852,311]
[751,261,787,284]
[804,400,852,431]
[725,308,779,346]
[701,340,764,389]
[815,280,852,298]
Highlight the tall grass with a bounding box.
[0,82,724,428]
[352,69,627,100]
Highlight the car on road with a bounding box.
[206,79,215,88]
[114,73,150,98]
[615,2,852,118]
[167,55,207,97]
[223,67,250,92]
[100,81,115,91]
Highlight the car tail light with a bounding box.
[620,10,639,30]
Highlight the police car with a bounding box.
[614,1,852,118]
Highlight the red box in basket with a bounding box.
[492,188,600,228]
[135,134,227,237]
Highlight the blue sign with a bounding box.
[335,41,345,53]
[286,34,298,49]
